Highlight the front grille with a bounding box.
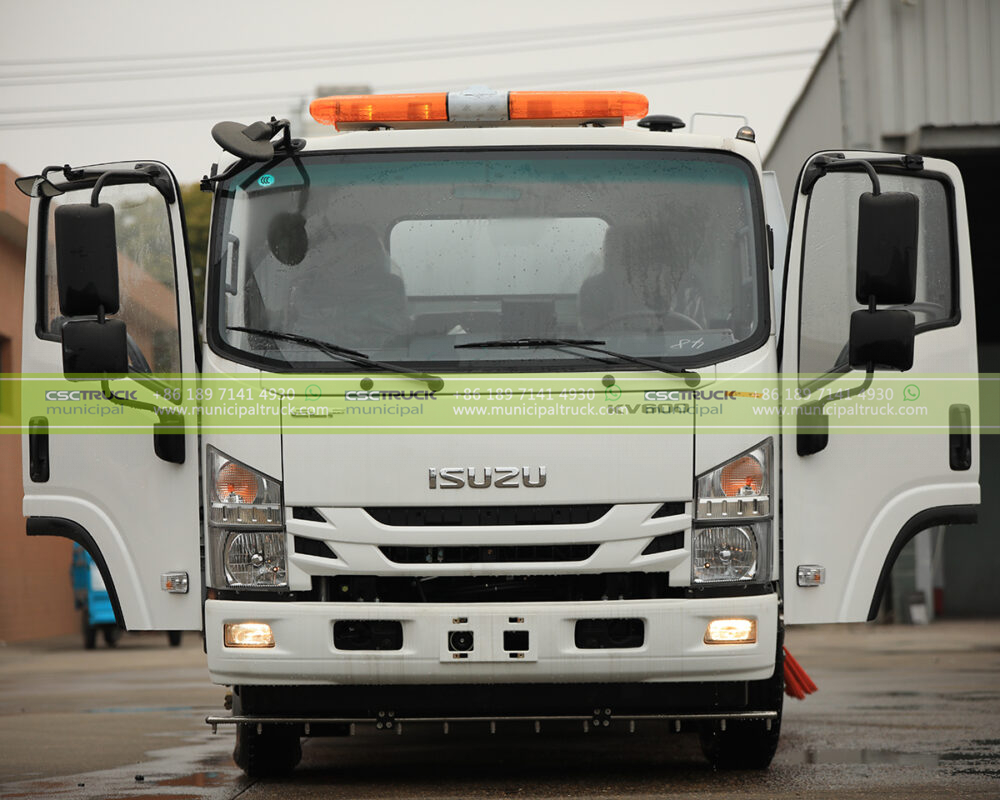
[641,532,685,555]
[321,572,675,603]
[651,502,686,518]
[365,504,611,528]
[294,536,338,559]
[366,505,612,527]
[379,543,598,564]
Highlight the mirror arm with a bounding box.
[89,168,161,206]
[803,367,875,420]
[824,159,882,196]
[99,378,179,424]
[802,155,911,196]
[270,117,305,154]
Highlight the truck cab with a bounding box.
[19,89,980,775]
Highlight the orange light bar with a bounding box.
[509,91,648,124]
[310,92,448,130]
[310,89,650,130]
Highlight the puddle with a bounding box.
[115,795,199,800]
[157,771,228,788]
[783,748,940,766]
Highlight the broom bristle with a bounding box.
[783,646,817,699]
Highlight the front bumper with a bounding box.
[206,594,777,686]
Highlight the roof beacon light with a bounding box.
[310,88,649,131]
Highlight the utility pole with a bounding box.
[833,0,850,148]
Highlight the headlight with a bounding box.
[693,440,773,584]
[207,447,287,589]
[693,524,769,583]
[216,530,287,588]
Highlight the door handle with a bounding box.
[29,416,49,482]
[949,404,971,471]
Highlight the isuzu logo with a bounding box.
[428,467,547,489]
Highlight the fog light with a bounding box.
[704,618,756,644]
[224,622,275,648]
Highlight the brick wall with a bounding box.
[0,164,78,643]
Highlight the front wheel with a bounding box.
[699,634,784,770]
[233,723,302,777]
[698,715,781,770]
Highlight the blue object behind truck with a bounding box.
[71,544,181,648]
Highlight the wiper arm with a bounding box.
[455,337,699,384]
[228,327,444,391]
[455,337,606,350]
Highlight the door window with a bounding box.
[40,182,182,375]
[798,170,955,379]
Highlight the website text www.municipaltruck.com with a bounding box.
[3,373,994,435]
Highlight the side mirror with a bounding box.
[849,309,915,371]
[856,191,918,305]
[61,318,128,379]
[55,203,120,316]
[212,120,279,161]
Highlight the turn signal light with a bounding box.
[224,622,275,648]
[719,455,764,497]
[215,460,261,504]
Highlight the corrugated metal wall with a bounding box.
[766,0,1000,205]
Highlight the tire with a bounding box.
[167,630,182,647]
[699,629,785,770]
[103,626,122,647]
[233,723,302,777]
[82,605,97,650]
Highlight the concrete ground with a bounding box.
[0,620,998,799]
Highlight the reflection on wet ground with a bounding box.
[783,749,940,766]
[157,770,229,788]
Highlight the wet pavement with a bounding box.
[1,620,998,799]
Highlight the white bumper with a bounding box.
[206,594,777,686]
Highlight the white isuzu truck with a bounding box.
[18,88,980,775]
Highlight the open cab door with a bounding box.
[780,151,980,624]
[20,162,202,631]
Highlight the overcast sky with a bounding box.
[0,0,837,184]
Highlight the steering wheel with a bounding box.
[592,310,703,333]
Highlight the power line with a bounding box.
[0,4,830,86]
[0,58,816,131]
[0,93,299,117]
[0,3,828,69]
[0,48,816,126]
[384,47,819,93]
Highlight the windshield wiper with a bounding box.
[228,327,444,391]
[455,337,700,384]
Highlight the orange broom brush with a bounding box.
[783,646,817,700]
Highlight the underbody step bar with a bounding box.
[206,710,779,735]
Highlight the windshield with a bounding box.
[210,149,767,371]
